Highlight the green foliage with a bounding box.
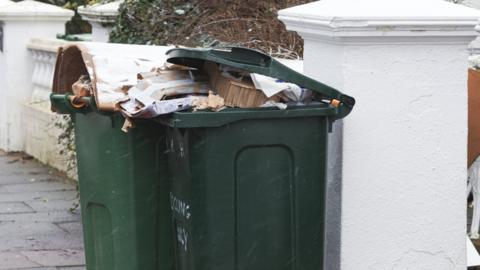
[110,0,314,58]
[54,114,80,210]
[63,0,92,34]
[54,116,80,211]
[54,115,77,178]
[110,0,195,45]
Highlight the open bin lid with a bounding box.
[166,47,355,120]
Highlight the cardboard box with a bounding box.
[204,62,279,108]
[469,69,480,166]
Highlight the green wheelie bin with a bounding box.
[159,47,355,270]
[50,95,174,270]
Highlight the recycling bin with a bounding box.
[50,95,174,270]
[160,47,355,270]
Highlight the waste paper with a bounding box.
[52,43,339,132]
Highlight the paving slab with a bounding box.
[0,221,66,239]
[0,252,41,269]
[0,160,50,177]
[0,210,81,223]
[19,267,86,270]
[56,221,83,235]
[0,151,85,269]
[13,268,57,270]
[0,174,61,185]
[0,190,78,203]
[0,232,84,253]
[0,182,75,194]
[0,202,35,214]
[25,199,79,212]
[21,250,85,268]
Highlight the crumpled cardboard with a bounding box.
[51,42,308,117]
[52,42,173,111]
[204,62,280,108]
[71,75,92,97]
[192,91,225,111]
[469,69,480,166]
[118,68,213,118]
[121,95,207,119]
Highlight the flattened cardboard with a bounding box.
[469,69,480,166]
[204,62,279,108]
[52,42,172,111]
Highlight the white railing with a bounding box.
[24,38,75,177]
[27,38,66,110]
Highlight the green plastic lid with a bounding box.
[166,47,355,120]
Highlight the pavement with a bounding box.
[1,147,476,270]
[0,150,85,270]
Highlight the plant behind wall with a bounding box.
[54,115,78,181]
[110,0,314,58]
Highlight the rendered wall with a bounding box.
[279,0,479,268]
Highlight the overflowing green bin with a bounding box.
[50,96,174,270]
[51,46,354,270]
[159,47,355,270]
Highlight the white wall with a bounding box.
[279,0,480,268]
[306,40,469,269]
[0,0,72,152]
[78,1,121,42]
[0,24,7,151]
[90,21,112,42]
[2,22,65,150]
[25,38,72,174]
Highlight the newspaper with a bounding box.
[250,73,311,102]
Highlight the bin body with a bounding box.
[51,46,354,270]
[74,112,174,270]
[166,111,329,270]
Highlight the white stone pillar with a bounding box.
[279,0,480,269]
[0,0,73,151]
[0,0,14,153]
[78,1,122,42]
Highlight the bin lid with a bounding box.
[166,47,355,120]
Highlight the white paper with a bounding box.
[467,236,480,267]
[119,76,211,118]
[250,73,302,98]
[55,42,174,110]
[120,96,207,119]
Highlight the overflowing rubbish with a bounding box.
[110,61,313,123]
[69,61,315,131]
[52,42,172,111]
[49,44,356,270]
[192,91,225,111]
[63,58,314,121]
[204,62,279,108]
[69,75,92,108]
[119,68,211,118]
[52,43,351,132]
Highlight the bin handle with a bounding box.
[68,95,91,109]
[50,93,94,114]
